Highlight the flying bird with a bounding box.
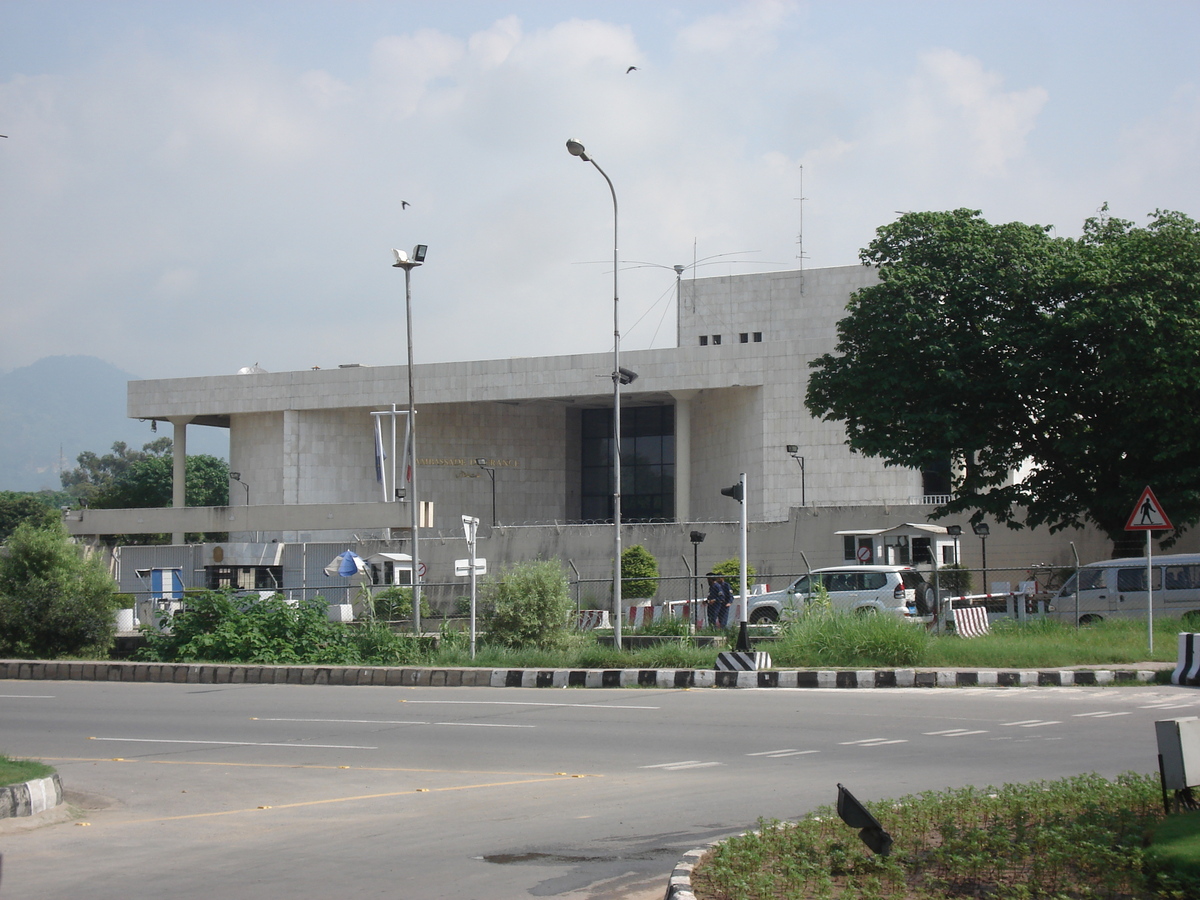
[626,66,638,74]
[401,200,410,209]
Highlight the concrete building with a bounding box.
[67,263,1164,609]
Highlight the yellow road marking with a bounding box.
[38,757,593,777]
[102,775,599,824]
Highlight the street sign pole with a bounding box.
[462,515,480,659]
[1124,486,1174,655]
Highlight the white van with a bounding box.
[1053,553,1200,624]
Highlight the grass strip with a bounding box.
[0,753,55,788]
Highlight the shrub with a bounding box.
[372,586,432,621]
[621,544,659,599]
[712,557,756,588]
[135,589,421,665]
[937,563,973,595]
[0,521,120,659]
[481,560,573,650]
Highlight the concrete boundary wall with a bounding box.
[0,660,1162,689]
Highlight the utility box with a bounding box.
[1155,717,1200,790]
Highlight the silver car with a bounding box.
[747,565,931,623]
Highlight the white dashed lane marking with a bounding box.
[639,760,723,771]
[923,728,989,737]
[1002,719,1062,728]
[839,738,908,746]
[1073,711,1131,718]
[746,749,820,758]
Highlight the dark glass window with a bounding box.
[580,405,675,523]
[712,334,722,345]
[699,335,708,346]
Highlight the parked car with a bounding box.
[747,565,932,623]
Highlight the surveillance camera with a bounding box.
[392,248,408,264]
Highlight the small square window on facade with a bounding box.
[739,333,748,343]
[753,332,762,342]
[699,335,708,346]
[712,334,722,345]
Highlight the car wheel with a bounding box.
[1079,614,1102,626]
[749,607,778,624]
[854,606,878,617]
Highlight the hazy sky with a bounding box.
[2,1,1198,380]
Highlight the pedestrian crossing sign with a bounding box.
[1125,485,1173,531]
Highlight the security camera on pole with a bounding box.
[715,473,771,672]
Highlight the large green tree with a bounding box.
[61,438,229,509]
[0,491,61,543]
[0,521,120,658]
[805,208,1200,550]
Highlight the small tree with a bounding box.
[711,557,756,589]
[482,560,573,650]
[0,521,120,659]
[621,545,659,600]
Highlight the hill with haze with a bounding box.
[0,356,228,492]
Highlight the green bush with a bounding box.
[0,521,120,659]
[712,557,756,589]
[937,563,973,595]
[481,560,573,650]
[620,544,659,599]
[135,589,421,665]
[372,586,432,621]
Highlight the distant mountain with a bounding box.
[0,356,228,492]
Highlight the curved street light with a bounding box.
[565,137,624,650]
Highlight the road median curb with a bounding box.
[0,660,1167,688]
[0,774,63,820]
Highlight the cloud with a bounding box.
[897,49,1048,177]
[676,0,798,53]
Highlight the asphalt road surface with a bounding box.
[2,680,1197,899]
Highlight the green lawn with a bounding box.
[0,753,54,788]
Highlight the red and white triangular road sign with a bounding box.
[1125,486,1174,531]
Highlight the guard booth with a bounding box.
[835,523,959,569]
[134,566,184,628]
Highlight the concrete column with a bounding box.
[671,391,697,524]
[168,416,194,545]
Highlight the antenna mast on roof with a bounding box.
[795,164,808,295]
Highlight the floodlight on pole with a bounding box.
[476,458,497,527]
[565,136,625,650]
[392,244,427,636]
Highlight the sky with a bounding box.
[2,0,1199,380]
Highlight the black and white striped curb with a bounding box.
[0,660,1166,688]
[0,774,62,820]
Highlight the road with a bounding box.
[1,680,1196,899]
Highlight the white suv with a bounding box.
[747,566,931,623]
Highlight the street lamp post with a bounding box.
[393,244,427,635]
[229,471,255,542]
[786,445,806,506]
[972,522,990,597]
[689,530,706,625]
[565,137,626,650]
[476,458,497,527]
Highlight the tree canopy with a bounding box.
[0,491,61,543]
[60,438,229,509]
[805,207,1200,549]
[0,520,120,658]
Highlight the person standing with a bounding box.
[706,572,733,628]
